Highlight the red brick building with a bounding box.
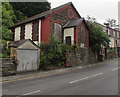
[11,2,89,48]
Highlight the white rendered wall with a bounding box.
[118,1,120,47]
[118,1,120,30]
[109,37,115,48]
[15,27,20,41]
[64,28,74,45]
[38,20,41,45]
[25,23,32,40]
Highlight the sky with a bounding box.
[48,0,119,25]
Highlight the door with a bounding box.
[65,36,71,45]
[17,49,39,72]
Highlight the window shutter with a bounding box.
[20,25,25,40]
[32,20,39,41]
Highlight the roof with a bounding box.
[97,23,120,32]
[11,2,81,28]
[9,39,39,49]
[63,18,89,31]
[63,18,83,28]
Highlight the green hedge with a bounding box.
[39,35,75,70]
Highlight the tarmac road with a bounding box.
[2,58,119,96]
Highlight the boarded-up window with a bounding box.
[20,25,25,40]
[11,28,15,41]
[54,23,62,41]
[32,20,39,41]
[78,27,85,44]
[65,36,71,45]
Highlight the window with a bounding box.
[32,20,39,41]
[20,25,25,40]
[11,28,15,41]
[54,23,62,41]
[117,31,119,38]
[107,29,110,35]
[113,31,116,37]
[65,36,71,45]
[78,27,85,44]
[103,27,106,32]
[68,9,74,18]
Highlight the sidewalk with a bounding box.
[1,58,119,83]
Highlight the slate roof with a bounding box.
[9,39,39,48]
[63,18,84,28]
[11,2,81,28]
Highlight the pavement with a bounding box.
[1,58,120,96]
[1,58,119,83]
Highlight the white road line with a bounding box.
[112,68,118,71]
[23,90,41,95]
[69,73,103,84]
[77,67,83,69]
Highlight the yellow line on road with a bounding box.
[1,73,57,84]
[1,76,40,83]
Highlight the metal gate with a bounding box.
[17,49,39,72]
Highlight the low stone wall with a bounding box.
[107,48,118,59]
[65,48,97,67]
[1,58,16,76]
[107,51,118,59]
[88,49,98,63]
[118,47,120,57]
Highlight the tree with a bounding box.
[105,18,118,28]
[1,2,16,57]
[10,2,51,23]
[2,2,15,40]
[40,35,66,70]
[86,16,110,54]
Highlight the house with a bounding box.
[99,23,120,58]
[118,1,120,31]
[10,2,89,48]
[9,39,40,72]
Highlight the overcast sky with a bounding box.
[48,0,119,24]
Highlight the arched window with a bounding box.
[54,22,62,41]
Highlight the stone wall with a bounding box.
[65,48,98,67]
[88,48,98,63]
[117,47,120,57]
[107,50,118,59]
[50,5,80,34]
[1,58,16,76]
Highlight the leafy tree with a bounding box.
[86,16,110,54]
[10,2,51,23]
[105,18,117,28]
[2,2,15,40]
[1,2,15,57]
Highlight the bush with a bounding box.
[0,40,10,58]
[39,35,74,70]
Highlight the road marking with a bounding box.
[23,90,41,95]
[112,68,118,71]
[77,67,83,69]
[0,76,41,84]
[1,73,56,84]
[69,73,103,84]
[1,70,68,84]
[1,74,50,84]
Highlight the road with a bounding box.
[2,58,119,96]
